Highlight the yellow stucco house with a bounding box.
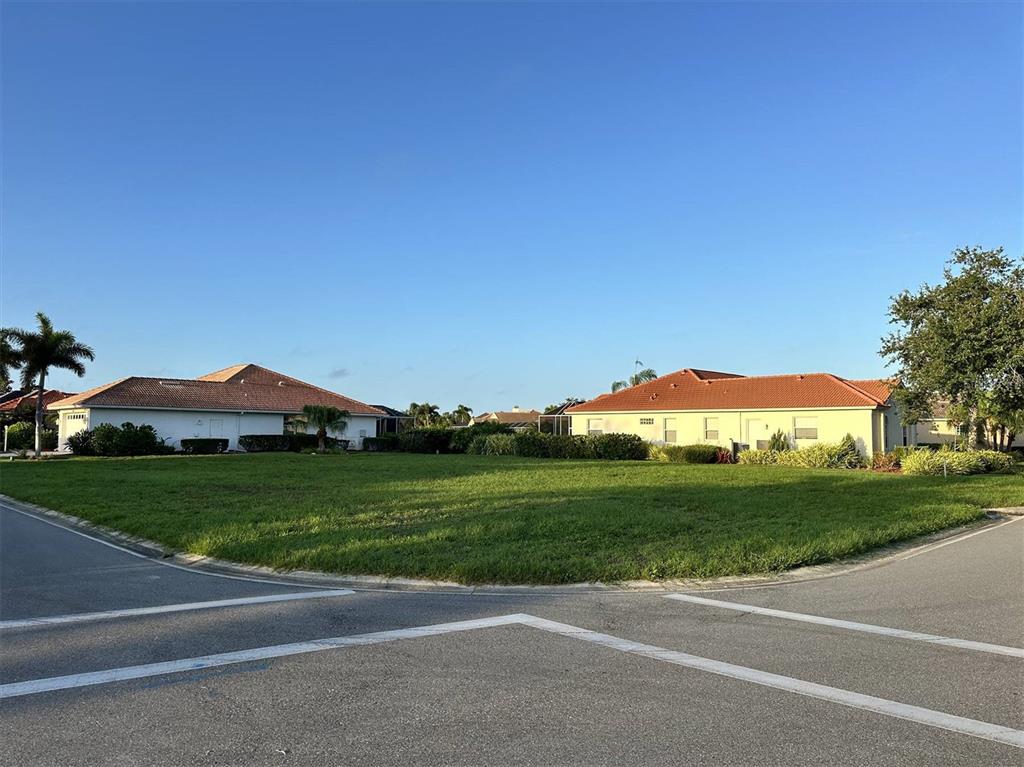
[566,368,905,458]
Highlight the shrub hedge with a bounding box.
[6,421,57,451]
[481,433,517,456]
[398,428,456,454]
[239,434,348,452]
[649,443,719,464]
[68,422,174,457]
[901,448,1013,476]
[362,434,401,452]
[739,435,865,469]
[180,438,229,455]
[449,422,512,453]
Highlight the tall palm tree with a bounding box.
[300,404,349,452]
[7,313,94,457]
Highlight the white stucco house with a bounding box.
[47,364,386,451]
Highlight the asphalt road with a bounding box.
[1,500,1022,766]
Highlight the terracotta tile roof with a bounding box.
[845,378,896,404]
[566,369,890,413]
[0,390,77,412]
[473,410,542,426]
[47,365,384,416]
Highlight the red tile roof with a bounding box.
[473,410,543,426]
[566,369,893,413]
[0,390,77,413]
[47,365,384,416]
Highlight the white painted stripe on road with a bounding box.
[3,612,1022,750]
[518,615,1024,751]
[0,502,325,589]
[0,590,355,630]
[897,514,1024,562]
[0,614,528,699]
[663,594,1024,658]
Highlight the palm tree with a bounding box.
[300,405,349,452]
[408,402,441,428]
[0,329,21,392]
[451,404,473,426]
[610,368,657,393]
[7,313,94,457]
[630,368,658,386]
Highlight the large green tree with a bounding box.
[880,246,1024,449]
[6,313,95,457]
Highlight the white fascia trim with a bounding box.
[51,405,384,417]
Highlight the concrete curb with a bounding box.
[1,494,1020,595]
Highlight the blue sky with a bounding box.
[2,2,1020,411]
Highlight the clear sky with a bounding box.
[2,1,1021,412]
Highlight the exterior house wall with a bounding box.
[569,407,887,457]
[78,408,284,451]
[58,408,381,451]
[915,418,1024,448]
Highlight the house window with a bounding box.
[587,419,603,435]
[663,418,677,443]
[704,417,719,441]
[639,417,654,425]
[794,417,818,440]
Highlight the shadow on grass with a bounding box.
[2,454,1018,584]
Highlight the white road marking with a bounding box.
[897,514,1024,562]
[0,590,355,630]
[0,501,323,589]
[0,614,527,699]
[517,615,1024,750]
[664,594,1024,658]
[2,613,1022,749]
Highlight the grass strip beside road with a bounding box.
[2,453,1020,584]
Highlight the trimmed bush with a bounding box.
[666,444,719,464]
[738,449,778,465]
[71,422,173,457]
[592,433,648,461]
[238,434,346,452]
[543,434,594,459]
[513,430,550,458]
[6,421,57,451]
[449,422,512,453]
[239,434,291,452]
[181,438,229,455]
[399,428,455,454]
[481,433,517,456]
[362,434,400,452]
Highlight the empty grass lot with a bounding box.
[2,453,1021,584]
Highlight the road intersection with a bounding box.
[2,500,1021,765]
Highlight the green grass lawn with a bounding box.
[2,453,1021,584]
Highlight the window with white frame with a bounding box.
[794,416,818,440]
[663,418,677,443]
[587,418,604,435]
[704,417,719,441]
